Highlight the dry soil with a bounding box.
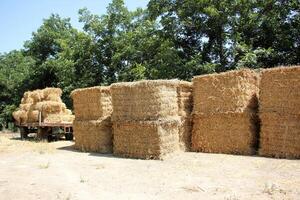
[0,131,299,200]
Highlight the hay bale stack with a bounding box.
[71,86,112,121]
[177,82,193,151]
[113,119,180,159]
[111,80,192,159]
[13,88,74,124]
[71,86,113,153]
[259,66,300,158]
[73,118,112,153]
[191,69,259,155]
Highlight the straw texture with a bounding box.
[113,118,180,159]
[111,80,191,121]
[111,80,193,159]
[73,118,113,153]
[259,113,300,158]
[192,113,258,155]
[71,86,113,153]
[71,86,112,121]
[192,69,259,115]
[259,66,300,158]
[13,88,74,124]
[191,69,259,155]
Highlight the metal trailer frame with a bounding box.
[16,111,73,142]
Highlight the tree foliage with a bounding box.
[0,0,299,126]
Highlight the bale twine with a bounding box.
[191,69,259,155]
[259,66,300,158]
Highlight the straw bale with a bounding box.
[12,110,27,124]
[259,66,300,115]
[113,118,180,159]
[259,113,300,158]
[111,80,191,121]
[71,86,112,120]
[44,114,75,123]
[191,112,258,155]
[73,118,112,153]
[21,92,34,104]
[27,110,39,123]
[179,117,192,151]
[192,69,259,115]
[19,103,31,111]
[44,93,62,102]
[30,90,44,102]
[43,87,62,97]
[13,87,73,124]
[177,82,193,117]
[64,109,72,115]
[35,101,66,113]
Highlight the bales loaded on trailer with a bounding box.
[13,88,75,142]
[18,119,73,142]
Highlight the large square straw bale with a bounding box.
[71,86,112,121]
[193,69,259,115]
[191,113,258,155]
[177,82,193,117]
[259,66,300,114]
[111,80,191,121]
[73,118,112,153]
[259,113,300,158]
[113,118,180,159]
[179,117,192,151]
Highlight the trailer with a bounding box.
[16,111,73,142]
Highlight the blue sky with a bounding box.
[0,0,149,54]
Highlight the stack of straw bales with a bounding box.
[191,69,259,155]
[111,80,192,159]
[259,66,300,158]
[13,88,74,124]
[71,86,113,153]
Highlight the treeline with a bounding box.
[0,0,299,128]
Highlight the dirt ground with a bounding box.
[0,131,299,200]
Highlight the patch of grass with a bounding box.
[182,185,205,193]
[80,176,87,183]
[95,164,105,170]
[38,162,50,169]
[263,182,277,195]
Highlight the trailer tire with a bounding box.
[65,132,73,141]
[20,127,29,140]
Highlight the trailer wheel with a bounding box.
[65,132,73,141]
[20,127,29,140]
[47,134,57,142]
